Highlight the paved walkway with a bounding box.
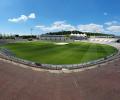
[0,58,120,100]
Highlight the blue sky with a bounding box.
[1,0,120,35]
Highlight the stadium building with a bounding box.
[38,33,87,41]
[38,35,69,41]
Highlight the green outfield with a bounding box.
[1,41,118,64]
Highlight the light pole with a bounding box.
[30,28,34,36]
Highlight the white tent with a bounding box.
[71,33,74,36]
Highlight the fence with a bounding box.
[0,48,120,70]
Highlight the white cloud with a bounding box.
[53,21,66,25]
[104,21,119,26]
[8,13,36,23]
[35,21,120,34]
[77,23,104,33]
[35,25,45,30]
[28,13,36,19]
[107,25,120,32]
[104,12,108,16]
[35,21,76,32]
[36,22,105,33]
[35,25,45,28]
[8,15,28,23]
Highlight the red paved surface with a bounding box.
[0,59,120,100]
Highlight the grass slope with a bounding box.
[1,41,118,64]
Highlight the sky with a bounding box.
[1,0,120,35]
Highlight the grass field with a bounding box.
[1,41,118,64]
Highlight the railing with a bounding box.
[0,48,120,70]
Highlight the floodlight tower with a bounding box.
[30,28,34,36]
